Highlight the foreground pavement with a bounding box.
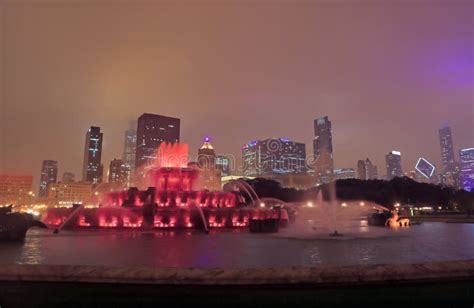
[0,260,473,307]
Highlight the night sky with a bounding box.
[1,0,473,189]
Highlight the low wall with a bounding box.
[0,260,473,286]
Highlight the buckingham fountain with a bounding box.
[42,143,289,232]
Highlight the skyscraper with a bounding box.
[385,151,402,180]
[198,137,216,170]
[438,126,461,188]
[108,159,127,184]
[459,148,474,192]
[313,116,334,184]
[39,160,58,197]
[82,126,103,184]
[439,126,457,173]
[357,158,377,180]
[122,129,137,186]
[365,158,378,179]
[135,113,180,169]
[243,138,306,177]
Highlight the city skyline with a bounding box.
[0,1,473,189]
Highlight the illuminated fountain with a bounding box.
[283,181,407,238]
[43,143,288,231]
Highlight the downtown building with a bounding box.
[39,160,58,197]
[135,113,180,170]
[189,137,221,191]
[334,168,356,180]
[438,126,461,188]
[0,175,33,206]
[122,129,137,186]
[357,158,378,180]
[439,126,457,173]
[312,116,334,184]
[62,172,75,183]
[82,126,104,184]
[459,148,474,192]
[385,151,403,180]
[47,182,93,206]
[242,138,307,177]
[108,159,128,185]
[216,155,231,177]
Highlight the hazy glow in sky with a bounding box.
[0,0,473,188]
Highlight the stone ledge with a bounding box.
[0,260,473,286]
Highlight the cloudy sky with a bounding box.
[0,0,473,190]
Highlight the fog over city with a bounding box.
[1,0,472,188]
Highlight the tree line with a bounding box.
[243,177,474,213]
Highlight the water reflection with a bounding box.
[17,229,44,265]
[0,222,473,268]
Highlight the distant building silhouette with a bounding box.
[82,126,103,184]
[62,172,75,183]
[385,151,402,180]
[313,116,334,184]
[459,148,474,192]
[135,113,180,170]
[39,160,58,197]
[357,158,377,180]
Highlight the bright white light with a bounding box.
[415,157,436,178]
[341,202,347,207]
[391,151,401,156]
[307,202,313,207]
[260,203,265,208]
[360,202,365,206]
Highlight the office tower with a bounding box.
[439,126,457,173]
[216,155,231,177]
[0,175,33,205]
[109,159,128,184]
[459,148,474,192]
[357,160,366,180]
[135,113,180,169]
[242,138,306,177]
[62,172,75,183]
[313,116,334,184]
[39,160,58,197]
[386,151,403,180]
[122,129,137,185]
[82,126,103,184]
[357,158,377,180]
[334,168,356,180]
[365,158,377,179]
[198,137,216,170]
